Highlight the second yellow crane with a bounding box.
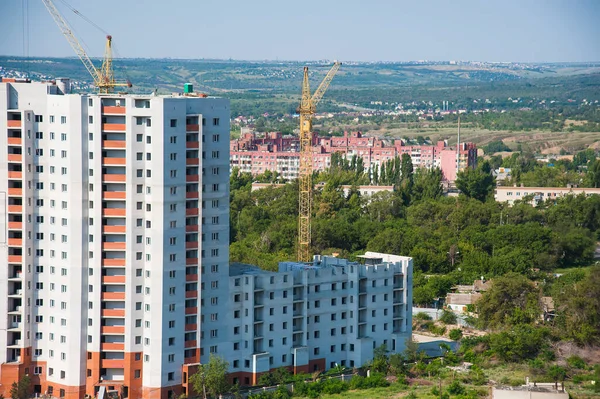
[297,62,341,262]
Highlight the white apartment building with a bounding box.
[225,252,413,385]
[0,78,230,399]
[495,185,600,206]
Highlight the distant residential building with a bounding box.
[225,252,413,385]
[495,185,600,206]
[445,279,491,313]
[231,130,477,182]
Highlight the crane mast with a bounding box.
[41,0,131,93]
[297,62,341,262]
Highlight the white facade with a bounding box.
[0,79,230,399]
[495,185,600,206]
[225,252,413,385]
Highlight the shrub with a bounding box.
[567,355,586,369]
[446,380,465,395]
[415,312,432,321]
[440,310,458,325]
[320,378,348,395]
[449,328,463,341]
[429,324,447,336]
[406,391,418,399]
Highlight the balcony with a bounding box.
[8,238,22,247]
[102,258,126,267]
[185,242,197,250]
[102,174,126,183]
[7,171,22,179]
[101,292,126,301]
[101,275,126,284]
[185,323,197,331]
[8,305,22,313]
[8,222,22,230]
[102,157,126,165]
[185,258,199,266]
[7,154,22,162]
[102,208,126,217]
[102,106,126,115]
[186,158,199,166]
[186,141,200,149]
[185,175,200,182]
[185,307,198,315]
[101,309,125,318]
[8,322,21,330]
[8,188,22,196]
[9,272,23,280]
[7,137,22,145]
[103,191,126,200]
[7,205,22,213]
[8,255,22,263]
[185,192,199,199]
[185,208,199,216]
[185,354,199,364]
[100,326,125,334]
[102,225,126,234]
[186,124,199,132]
[184,340,197,348]
[9,289,23,296]
[102,242,126,251]
[7,120,22,128]
[100,343,125,351]
[186,273,198,282]
[102,140,126,149]
[102,123,126,132]
[101,359,125,368]
[185,225,198,233]
[185,290,198,299]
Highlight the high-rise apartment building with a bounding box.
[0,78,230,399]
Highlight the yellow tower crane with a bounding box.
[297,61,341,262]
[41,0,132,93]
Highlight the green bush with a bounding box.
[449,328,463,341]
[415,312,432,321]
[320,378,348,395]
[249,386,291,399]
[429,324,447,336]
[446,380,465,395]
[567,355,586,369]
[440,310,458,325]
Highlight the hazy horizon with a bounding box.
[1,0,599,63]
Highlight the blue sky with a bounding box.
[1,0,599,62]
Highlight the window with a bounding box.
[170,119,177,127]
[213,118,220,126]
